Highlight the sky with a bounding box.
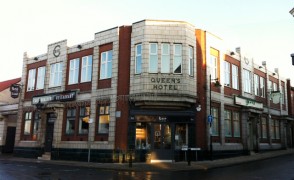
[0,0,293,83]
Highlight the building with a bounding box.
[0,78,21,153]
[14,20,294,162]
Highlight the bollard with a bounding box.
[187,148,191,166]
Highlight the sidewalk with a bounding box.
[1,149,293,172]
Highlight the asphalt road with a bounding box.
[0,154,294,180]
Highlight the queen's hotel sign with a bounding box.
[150,77,181,90]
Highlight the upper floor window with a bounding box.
[210,55,217,80]
[224,61,230,87]
[49,62,63,87]
[243,69,251,93]
[81,55,92,82]
[100,51,112,79]
[149,43,158,73]
[161,43,170,73]
[27,69,36,91]
[260,77,265,97]
[68,58,80,85]
[281,85,285,105]
[268,81,273,91]
[173,44,182,74]
[254,74,259,96]
[273,82,278,91]
[188,46,194,76]
[135,44,142,74]
[36,67,46,90]
[232,64,239,90]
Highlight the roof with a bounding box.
[0,78,21,92]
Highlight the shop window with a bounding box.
[49,62,63,87]
[211,107,219,136]
[98,105,110,134]
[135,44,142,74]
[175,124,187,150]
[135,123,151,150]
[261,117,267,139]
[79,106,90,134]
[161,43,170,73]
[66,108,76,135]
[224,110,232,137]
[173,44,182,74]
[24,112,32,135]
[233,112,241,137]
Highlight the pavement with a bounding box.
[0,149,293,172]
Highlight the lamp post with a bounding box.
[209,74,221,160]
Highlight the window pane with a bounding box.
[189,46,194,76]
[27,69,36,91]
[68,59,79,84]
[66,109,76,135]
[100,51,112,79]
[173,44,182,74]
[233,112,240,137]
[98,115,109,134]
[211,107,219,136]
[149,43,158,73]
[81,55,92,82]
[161,43,170,73]
[232,65,239,89]
[210,55,217,79]
[224,110,232,137]
[175,124,187,150]
[224,61,230,87]
[36,67,46,90]
[135,44,142,74]
[24,112,32,135]
[50,63,63,87]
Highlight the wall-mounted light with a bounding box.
[230,51,235,56]
[77,45,82,49]
[259,66,263,69]
[196,104,201,112]
[34,57,38,61]
[272,73,276,76]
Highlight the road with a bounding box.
[0,154,294,179]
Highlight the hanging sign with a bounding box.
[10,84,20,98]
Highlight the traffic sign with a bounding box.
[208,115,213,123]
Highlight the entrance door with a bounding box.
[3,127,16,153]
[44,113,55,152]
[151,123,173,161]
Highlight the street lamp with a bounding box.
[209,74,221,160]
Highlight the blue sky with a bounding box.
[0,0,293,83]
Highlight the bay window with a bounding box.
[135,44,142,74]
[173,44,182,74]
[161,43,170,73]
[149,43,158,73]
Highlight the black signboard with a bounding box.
[32,90,77,105]
[10,84,20,98]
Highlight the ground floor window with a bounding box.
[175,124,187,150]
[211,107,219,136]
[271,119,280,140]
[97,104,110,134]
[135,123,151,150]
[261,117,267,139]
[22,111,40,141]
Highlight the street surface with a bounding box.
[0,154,294,179]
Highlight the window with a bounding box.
[224,110,232,137]
[24,112,32,135]
[135,44,142,74]
[36,67,46,90]
[271,119,280,139]
[81,55,93,82]
[175,124,187,150]
[149,43,158,73]
[210,55,217,79]
[261,117,267,139]
[268,81,273,91]
[161,43,170,73]
[66,108,76,135]
[224,61,230,87]
[243,69,251,93]
[232,65,239,90]
[211,107,219,136]
[260,77,265,97]
[173,44,182,74]
[135,123,151,150]
[281,85,285,105]
[68,59,80,85]
[273,82,278,91]
[27,69,36,91]
[100,51,112,79]
[254,74,259,96]
[233,112,240,137]
[188,46,194,76]
[98,105,110,134]
[49,63,62,87]
[33,112,41,140]
[79,106,90,134]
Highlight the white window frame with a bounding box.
[100,51,112,80]
[161,43,170,73]
[189,46,194,76]
[36,66,46,90]
[173,44,182,74]
[210,55,217,80]
[135,44,142,74]
[260,77,265,98]
[68,58,80,85]
[232,64,239,90]
[49,63,63,87]
[224,61,230,87]
[149,43,158,73]
[254,74,259,96]
[27,69,36,91]
[81,55,93,82]
[243,69,251,93]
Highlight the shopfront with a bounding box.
[129,110,196,162]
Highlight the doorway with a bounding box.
[2,127,16,153]
[44,113,55,152]
[151,123,173,161]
